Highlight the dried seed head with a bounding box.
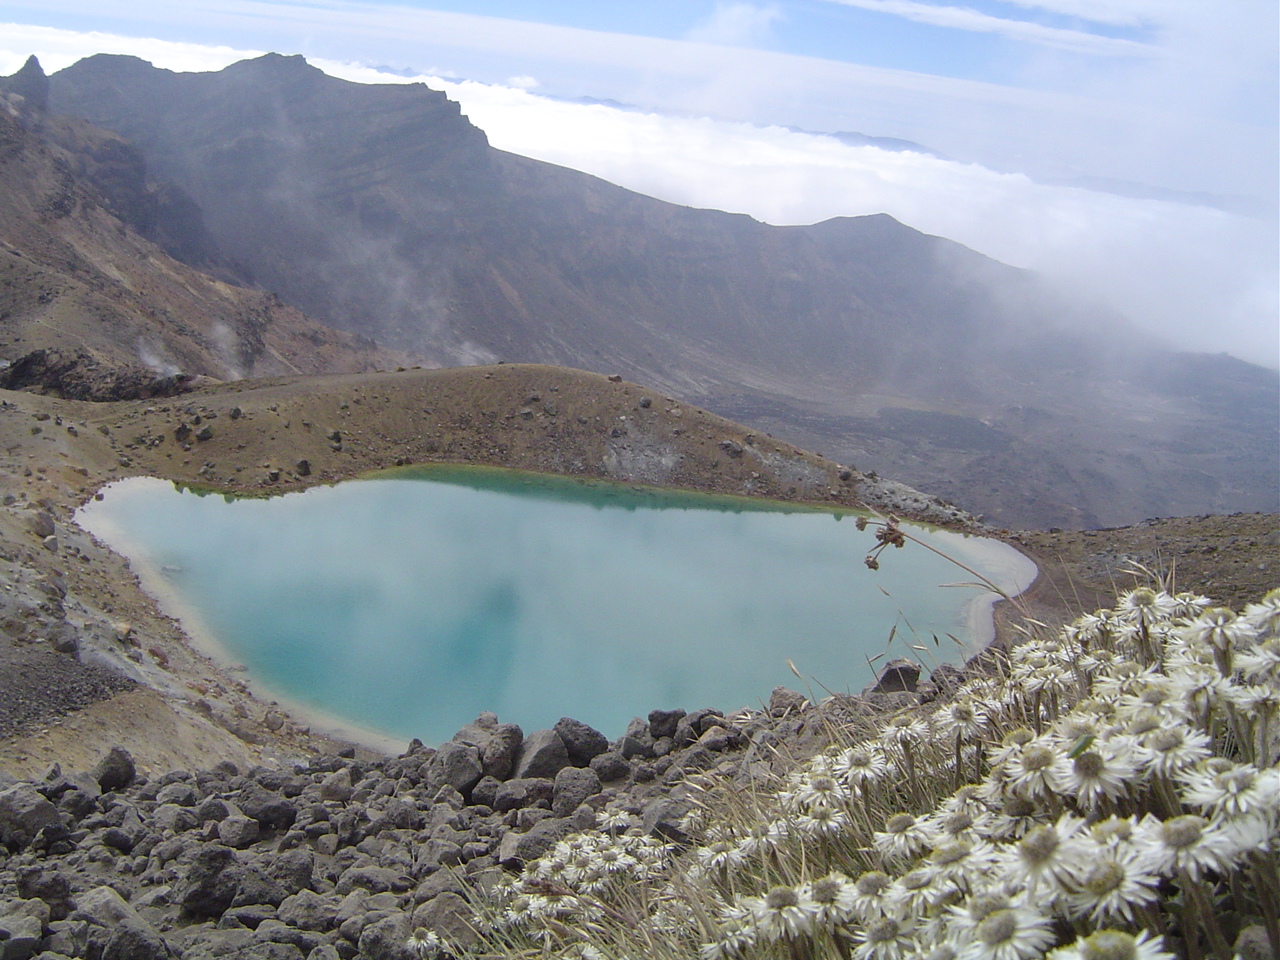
[1080,931,1140,960]
[885,813,916,834]
[855,871,891,896]
[1074,751,1105,779]
[974,909,1019,946]
[1018,825,1060,865]
[1159,815,1206,850]
[765,885,799,910]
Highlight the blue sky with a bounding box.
[0,1,1276,363]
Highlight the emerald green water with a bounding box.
[76,467,1035,745]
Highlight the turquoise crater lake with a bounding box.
[76,467,1035,745]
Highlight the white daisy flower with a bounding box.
[1241,587,1280,637]
[996,815,1086,898]
[734,818,789,858]
[922,808,984,847]
[886,866,944,916]
[694,840,744,875]
[1063,740,1137,810]
[786,771,850,812]
[1018,658,1076,697]
[1135,722,1211,778]
[1047,929,1176,960]
[801,872,859,927]
[928,839,1000,893]
[833,743,891,788]
[1004,738,1071,802]
[1134,813,1236,881]
[874,812,933,863]
[880,711,929,747]
[987,727,1037,769]
[1084,814,1139,850]
[984,793,1052,841]
[1232,680,1280,724]
[848,870,895,922]
[956,904,1056,960]
[1062,843,1160,925]
[937,698,990,742]
[745,884,815,942]
[703,903,757,960]
[1180,607,1248,653]
[850,915,919,960]
[1170,660,1234,716]
[596,808,636,832]
[1171,592,1214,619]
[1236,637,1280,683]
[942,784,995,820]
[797,803,851,838]
[1115,674,1185,722]
[406,928,446,959]
[1179,759,1273,819]
[1116,587,1177,625]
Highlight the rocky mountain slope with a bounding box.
[31,53,1276,531]
[0,59,394,384]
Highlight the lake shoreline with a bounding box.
[76,468,1038,751]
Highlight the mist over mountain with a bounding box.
[4,53,1274,529]
[0,57,394,384]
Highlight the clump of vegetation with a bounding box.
[448,578,1279,960]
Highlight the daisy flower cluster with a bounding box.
[471,831,686,950]
[460,586,1280,960]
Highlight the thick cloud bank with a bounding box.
[383,71,1277,369]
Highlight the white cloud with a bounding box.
[997,0,1165,28]
[380,69,1276,367]
[0,21,262,74]
[817,0,1156,55]
[684,2,785,47]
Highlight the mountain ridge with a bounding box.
[2,52,1273,529]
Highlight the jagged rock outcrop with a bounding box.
[0,349,195,401]
[0,55,48,111]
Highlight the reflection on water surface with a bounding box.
[77,466,1035,744]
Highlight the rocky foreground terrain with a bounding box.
[0,685,926,960]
